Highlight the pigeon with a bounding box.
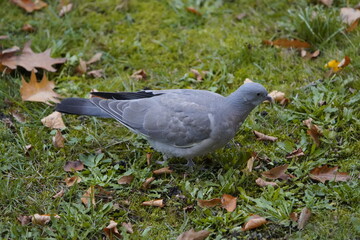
[56,82,271,166]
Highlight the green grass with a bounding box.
[1,0,360,239]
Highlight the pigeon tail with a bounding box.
[56,98,111,118]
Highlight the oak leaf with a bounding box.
[117,175,134,185]
[309,165,351,183]
[21,71,62,105]
[176,229,211,240]
[1,41,66,72]
[268,90,289,105]
[63,160,84,172]
[253,130,278,142]
[303,118,322,146]
[65,176,81,186]
[41,111,66,129]
[17,215,32,225]
[242,215,267,231]
[53,130,65,148]
[11,0,47,13]
[131,69,147,80]
[197,198,221,208]
[263,39,310,48]
[255,178,278,187]
[32,214,60,225]
[340,7,360,25]
[81,186,96,206]
[261,164,292,180]
[286,148,305,159]
[221,194,237,212]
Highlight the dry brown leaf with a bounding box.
[86,52,103,65]
[22,23,35,32]
[242,215,267,231]
[319,0,332,7]
[176,228,211,240]
[309,165,351,183]
[263,39,311,48]
[81,186,96,206]
[131,69,147,80]
[298,207,311,230]
[346,18,360,32]
[255,178,278,187]
[221,194,237,212]
[146,152,152,166]
[117,175,134,185]
[261,164,291,180]
[17,215,32,225]
[338,56,351,68]
[244,78,253,84]
[21,71,62,105]
[286,148,305,159]
[190,69,205,81]
[141,199,165,207]
[197,198,221,208]
[141,176,155,190]
[65,176,81,186]
[236,13,247,21]
[11,0,47,13]
[63,160,84,172]
[253,130,278,142]
[52,189,65,199]
[53,130,65,148]
[1,41,66,72]
[290,212,298,222]
[303,118,322,146]
[245,155,256,172]
[340,7,360,25]
[10,109,26,123]
[41,111,66,129]
[268,90,289,105]
[87,69,104,78]
[186,7,202,16]
[122,222,134,234]
[153,166,173,175]
[301,49,320,60]
[32,214,60,225]
[76,59,87,74]
[104,220,122,240]
[59,3,73,16]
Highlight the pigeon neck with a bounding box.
[226,91,257,118]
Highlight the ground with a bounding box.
[0,0,360,239]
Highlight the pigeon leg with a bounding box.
[156,155,169,165]
[185,159,195,167]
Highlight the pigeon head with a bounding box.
[237,82,271,106]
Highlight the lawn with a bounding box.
[0,0,360,239]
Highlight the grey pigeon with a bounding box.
[56,82,271,166]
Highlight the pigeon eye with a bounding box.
[256,93,261,96]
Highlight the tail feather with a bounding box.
[56,98,111,118]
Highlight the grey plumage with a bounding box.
[56,82,271,162]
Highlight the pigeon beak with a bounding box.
[265,95,274,103]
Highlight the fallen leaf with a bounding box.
[301,49,320,60]
[63,160,84,172]
[319,0,332,7]
[255,178,278,187]
[221,194,237,212]
[131,69,147,80]
[309,165,351,183]
[11,0,47,13]
[290,212,298,222]
[244,78,253,84]
[176,229,211,240]
[236,13,247,21]
[52,189,65,198]
[1,41,66,72]
[104,220,122,240]
[190,69,205,81]
[146,152,152,166]
[24,144,32,155]
[75,58,87,74]
[17,215,32,225]
[186,7,202,16]
[53,130,65,148]
[298,207,311,230]
[340,7,360,25]
[122,222,134,234]
[65,176,81,186]
[32,214,60,225]
[22,23,35,32]
[21,71,61,105]
[253,130,278,142]
[117,175,134,185]
[286,148,305,159]
[338,56,351,68]
[245,154,256,172]
[242,215,267,231]
[141,176,155,190]
[153,166,173,175]
[81,186,96,206]
[261,164,291,180]
[183,205,194,211]
[59,3,73,16]
[141,199,165,207]
[268,90,289,105]
[197,198,221,208]
[41,111,66,129]
[303,118,322,146]
[86,52,103,65]
[346,18,360,32]
[263,39,311,48]
[87,69,104,78]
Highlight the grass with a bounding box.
[1,0,360,239]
